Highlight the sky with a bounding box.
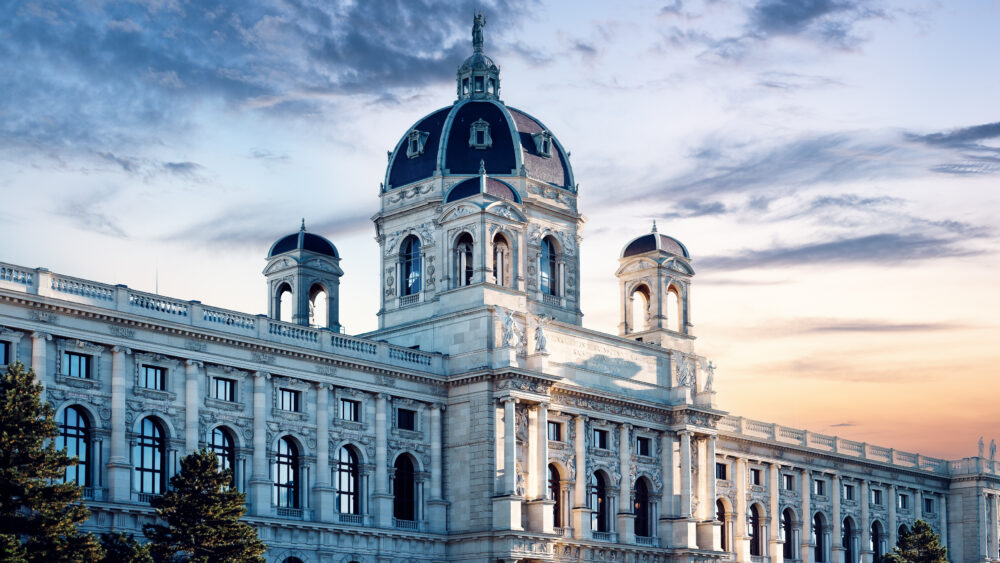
[1,0,998,459]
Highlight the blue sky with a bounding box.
[2,0,998,457]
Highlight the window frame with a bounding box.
[784,473,795,491]
[209,427,236,486]
[844,483,856,501]
[140,364,166,391]
[814,479,826,496]
[341,398,361,423]
[279,388,301,412]
[213,377,237,402]
[135,417,167,495]
[636,436,652,457]
[716,462,728,480]
[336,446,360,515]
[57,406,90,487]
[750,467,762,486]
[62,351,91,379]
[593,428,609,450]
[397,407,417,431]
[274,437,300,508]
[547,420,562,442]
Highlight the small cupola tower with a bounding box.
[264,220,343,331]
[456,11,501,101]
[616,222,695,347]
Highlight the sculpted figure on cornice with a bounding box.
[495,375,549,395]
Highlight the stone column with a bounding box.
[573,414,591,539]
[981,492,990,562]
[526,402,553,533]
[313,383,334,522]
[680,431,692,518]
[698,435,721,550]
[374,393,392,528]
[735,457,748,562]
[249,372,271,516]
[427,403,448,533]
[659,431,674,547]
[860,480,870,563]
[940,492,948,551]
[832,474,843,562]
[801,468,812,563]
[916,489,923,522]
[30,332,50,394]
[888,484,897,548]
[107,345,131,502]
[493,397,522,531]
[617,423,635,543]
[771,462,783,563]
[994,494,1000,560]
[184,360,202,454]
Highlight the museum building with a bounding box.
[1,15,998,563]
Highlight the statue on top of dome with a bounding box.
[473,11,486,53]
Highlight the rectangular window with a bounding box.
[279,389,301,412]
[474,76,484,92]
[62,351,90,378]
[141,365,165,391]
[844,484,855,501]
[593,429,609,449]
[0,341,9,365]
[213,378,236,402]
[636,436,651,456]
[716,463,728,480]
[547,421,562,441]
[924,497,934,514]
[814,479,826,496]
[397,408,416,431]
[476,130,485,145]
[341,399,360,422]
[872,489,883,506]
[750,468,762,486]
[898,493,909,509]
[784,474,795,490]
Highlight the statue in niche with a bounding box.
[500,307,518,348]
[534,316,552,354]
[979,436,985,457]
[677,356,695,387]
[991,439,996,461]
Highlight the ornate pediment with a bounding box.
[484,201,527,223]
[439,203,481,224]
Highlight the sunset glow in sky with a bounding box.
[2,0,998,459]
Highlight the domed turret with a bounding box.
[263,220,343,330]
[616,222,695,347]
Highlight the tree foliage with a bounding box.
[0,361,102,562]
[143,448,265,563]
[99,532,153,563]
[882,519,949,563]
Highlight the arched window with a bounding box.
[634,478,651,537]
[783,508,796,559]
[717,499,729,551]
[548,464,561,528]
[454,233,474,287]
[393,455,416,521]
[400,235,422,296]
[589,471,609,533]
[493,233,511,287]
[209,427,235,486]
[540,236,559,296]
[337,446,360,515]
[814,513,826,562]
[309,283,328,327]
[749,504,763,556]
[872,521,885,559]
[666,286,681,332]
[135,417,166,494]
[630,285,650,333]
[57,406,89,487]
[843,517,856,563]
[898,524,909,541]
[274,437,299,508]
[277,282,293,323]
[283,558,304,563]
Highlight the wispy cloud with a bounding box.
[56,188,127,238]
[167,206,372,250]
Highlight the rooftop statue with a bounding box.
[473,11,486,53]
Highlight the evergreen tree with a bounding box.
[882,519,949,563]
[143,448,266,563]
[0,361,103,562]
[99,532,153,563]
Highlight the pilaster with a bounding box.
[249,371,272,517]
[107,345,132,502]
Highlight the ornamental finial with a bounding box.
[479,159,486,175]
[301,218,306,231]
[651,220,657,233]
[472,11,486,53]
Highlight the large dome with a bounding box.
[383,13,574,193]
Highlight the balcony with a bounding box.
[134,492,159,504]
[338,513,364,525]
[393,518,420,531]
[400,294,419,307]
[81,487,107,501]
[275,507,304,519]
[542,293,560,306]
[636,535,657,547]
[592,531,615,542]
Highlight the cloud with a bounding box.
[756,71,842,91]
[829,422,856,427]
[167,206,372,250]
[660,199,728,219]
[700,232,982,271]
[804,320,967,333]
[907,121,1000,175]
[747,0,886,48]
[56,188,127,238]
[97,152,205,180]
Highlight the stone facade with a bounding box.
[1,14,999,563]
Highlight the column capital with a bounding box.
[314,381,331,391]
[500,396,518,405]
[253,371,270,380]
[536,401,550,410]
[376,392,391,401]
[185,359,203,368]
[678,429,692,437]
[31,331,52,341]
[574,413,588,422]
[430,402,446,411]
[621,422,633,430]
[111,345,131,354]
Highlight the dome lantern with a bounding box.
[456,11,500,101]
[263,220,343,331]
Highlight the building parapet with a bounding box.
[0,262,444,374]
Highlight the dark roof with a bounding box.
[445,176,520,204]
[384,100,574,192]
[622,233,689,259]
[268,230,339,259]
